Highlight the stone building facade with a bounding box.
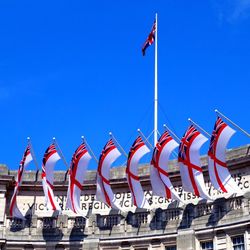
[0,145,250,250]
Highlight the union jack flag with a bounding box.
[127,136,144,162]
[142,20,156,56]
[98,139,116,173]
[70,143,87,173]
[17,145,31,183]
[208,117,227,156]
[178,125,199,162]
[42,143,57,177]
[152,131,172,165]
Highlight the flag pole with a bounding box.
[81,136,98,163]
[138,128,154,150]
[215,109,250,138]
[109,132,128,157]
[27,137,39,218]
[188,118,211,138]
[163,124,181,142]
[154,13,158,147]
[53,137,69,168]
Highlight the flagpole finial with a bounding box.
[215,109,218,113]
[109,132,112,136]
[53,137,56,141]
[188,118,191,122]
[137,128,141,132]
[27,137,30,141]
[81,136,84,139]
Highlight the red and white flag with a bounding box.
[96,139,121,209]
[66,143,91,216]
[42,143,61,211]
[151,131,183,202]
[178,125,212,200]
[126,136,150,208]
[10,145,33,219]
[208,117,242,194]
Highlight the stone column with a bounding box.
[177,229,195,250]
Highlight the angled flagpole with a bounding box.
[27,137,39,218]
[109,132,128,157]
[188,118,211,138]
[154,13,158,146]
[53,137,69,168]
[215,109,250,138]
[138,128,154,150]
[81,136,98,163]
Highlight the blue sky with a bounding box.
[0,1,250,170]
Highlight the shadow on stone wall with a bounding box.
[178,203,195,229]
[42,212,63,248]
[69,217,87,250]
[9,207,35,232]
[149,208,168,231]
[206,198,228,226]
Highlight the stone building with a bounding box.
[0,145,250,250]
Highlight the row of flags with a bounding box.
[10,116,243,219]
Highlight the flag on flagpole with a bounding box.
[208,117,242,194]
[96,138,122,209]
[126,136,150,208]
[41,143,61,211]
[66,143,91,216]
[178,125,212,200]
[10,145,33,219]
[151,131,183,203]
[142,20,156,56]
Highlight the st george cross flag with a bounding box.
[10,145,33,219]
[96,138,122,209]
[42,143,61,211]
[142,20,156,56]
[66,143,91,216]
[208,117,242,194]
[178,125,212,200]
[126,136,150,208]
[151,131,183,203]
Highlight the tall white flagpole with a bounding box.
[154,13,158,146]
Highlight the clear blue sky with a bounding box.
[1,1,250,170]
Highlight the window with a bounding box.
[165,246,176,250]
[232,235,245,250]
[201,241,213,250]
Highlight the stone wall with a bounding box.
[0,145,249,249]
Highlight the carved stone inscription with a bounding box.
[15,172,249,216]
